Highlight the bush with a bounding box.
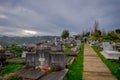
[5,73,23,80]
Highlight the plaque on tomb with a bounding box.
[26,52,37,67]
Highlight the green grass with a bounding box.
[92,46,120,80]
[0,63,24,76]
[66,43,84,80]
[64,47,71,54]
[7,46,22,57]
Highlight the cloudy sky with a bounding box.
[0,0,120,36]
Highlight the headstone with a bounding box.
[50,53,66,70]
[26,52,37,67]
[36,49,50,66]
[51,46,57,51]
[56,44,63,51]
[26,48,51,67]
[54,41,58,46]
[22,51,28,58]
[102,42,113,51]
[0,45,4,50]
[116,43,120,52]
[5,50,16,59]
[101,42,120,59]
[118,57,120,63]
[71,40,76,46]
[0,50,6,70]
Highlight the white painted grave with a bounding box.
[101,42,120,59]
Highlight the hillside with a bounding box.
[0,36,55,46]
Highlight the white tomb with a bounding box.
[76,40,81,46]
[22,51,28,58]
[101,42,120,59]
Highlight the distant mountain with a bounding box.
[0,36,58,46]
[0,34,4,37]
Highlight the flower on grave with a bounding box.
[35,66,51,71]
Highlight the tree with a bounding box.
[93,20,99,33]
[92,20,102,40]
[115,29,120,34]
[108,31,120,42]
[61,30,69,39]
[84,32,90,37]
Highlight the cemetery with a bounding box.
[0,38,81,80]
[0,28,120,80]
[14,41,79,80]
[0,36,120,80]
[1,0,120,79]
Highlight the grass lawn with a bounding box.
[92,46,120,80]
[64,47,71,54]
[65,43,84,80]
[0,63,24,76]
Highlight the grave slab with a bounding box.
[15,69,46,80]
[39,69,68,80]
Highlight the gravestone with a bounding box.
[101,42,120,59]
[118,57,120,63]
[5,50,16,59]
[26,48,51,68]
[22,51,28,58]
[36,49,50,66]
[68,48,78,56]
[116,43,120,52]
[56,44,63,51]
[50,53,66,70]
[102,42,113,51]
[71,40,76,46]
[0,50,6,70]
[26,52,37,67]
[51,46,57,51]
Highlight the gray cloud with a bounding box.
[0,0,120,36]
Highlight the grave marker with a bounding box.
[50,53,66,70]
[101,42,120,59]
[0,50,6,70]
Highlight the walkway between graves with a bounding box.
[83,44,117,80]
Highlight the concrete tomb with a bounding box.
[101,42,120,59]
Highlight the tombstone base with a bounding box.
[101,51,120,59]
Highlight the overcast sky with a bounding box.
[0,0,120,36]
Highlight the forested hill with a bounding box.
[0,36,55,46]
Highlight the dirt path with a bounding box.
[83,44,117,80]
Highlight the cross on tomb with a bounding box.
[26,48,51,68]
